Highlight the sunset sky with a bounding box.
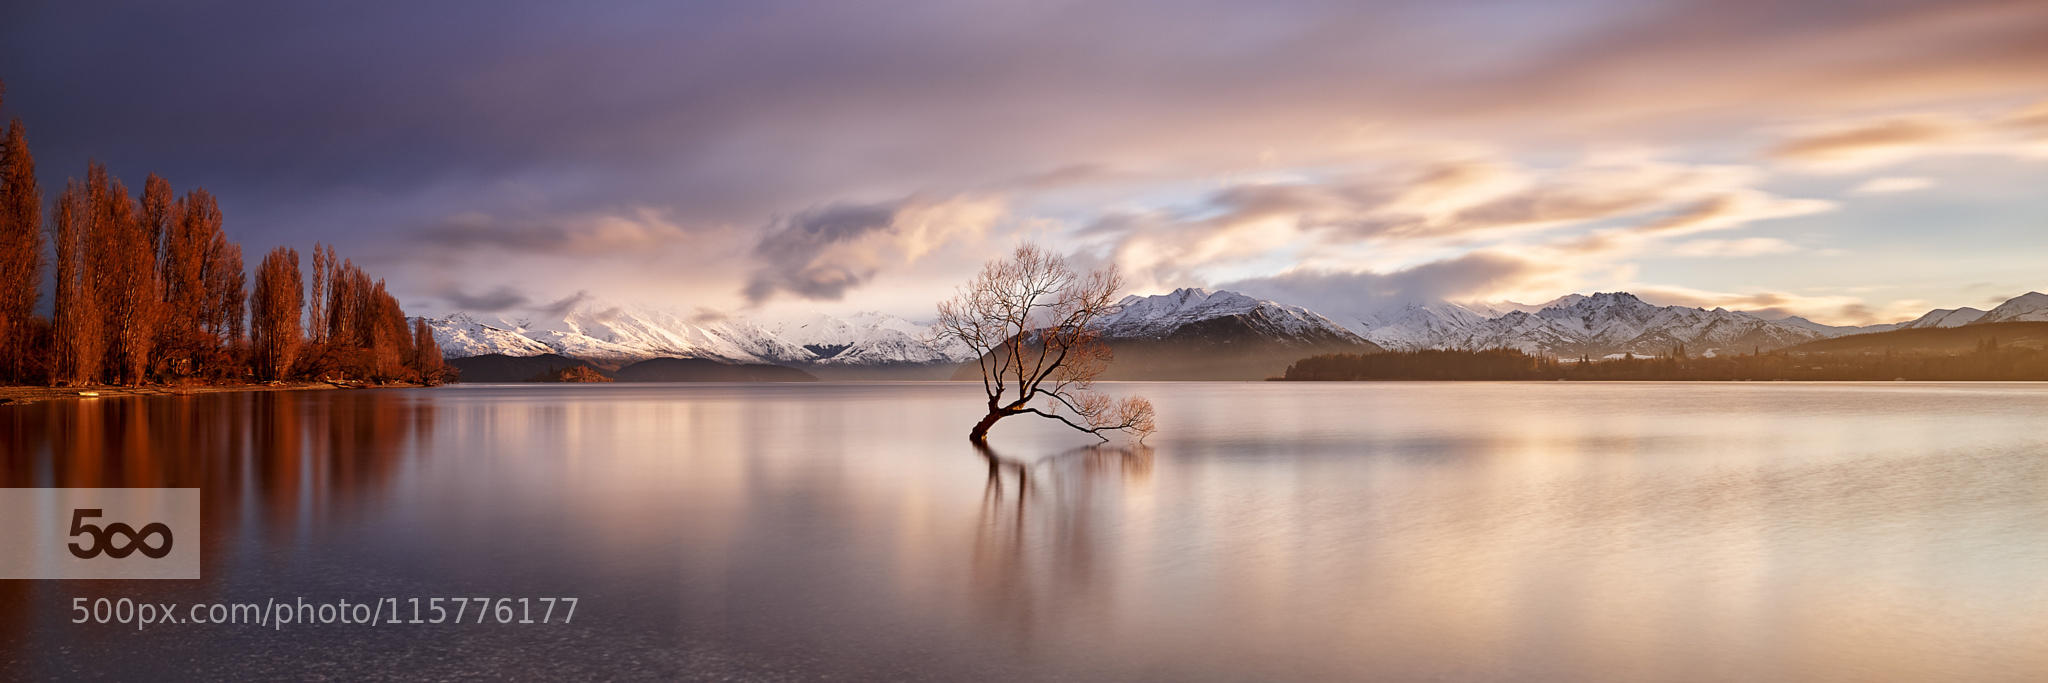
[3,0,2044,324]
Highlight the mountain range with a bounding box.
[420,288,2048,379]
[423,306,977,370]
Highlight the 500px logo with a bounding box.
[0,488,200,579]
[66,508,175,560]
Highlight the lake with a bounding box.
[4,382,2046,680]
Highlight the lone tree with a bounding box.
[935,244,1155,444]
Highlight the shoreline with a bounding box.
[0,380,428,405]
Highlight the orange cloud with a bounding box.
[1769,117,1965,167]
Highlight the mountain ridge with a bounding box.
[421,289,2048,372]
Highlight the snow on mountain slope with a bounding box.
[418,313,554,358]
[1766,315,1895,337]
[1336,301,1496,351]
[1349,291,2046,356]
[1462,300,1546,318]
[771,312,973,365]
[479,304,798,366]
[419,303,808,366]
[1900,307,1986,329]
[423,301,971,366]
[1513,292,1824,356]
[1315,292,1838,357]
[1973,292,2048,324]
[1095,288,1368,345]
[422,288,2048,368]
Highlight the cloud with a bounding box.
[1669,237,1800,258]
[742,195,1003,305]
[1630,285,1914,325]
[8,1,2045,317]
[440,285,530,312]
[1768,116,1965,167]
[1218,250,1565,314]
[417,208,693,256]
[1627,190,1834,236]
[1849,176,1935,194]
[536,290,594,317]
[2006,100,2048,134]
[1766,100,2048,171]
[1089,151,1829,291]
[744,202,897,302]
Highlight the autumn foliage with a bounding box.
[0,81,450,388]
[0,100,42,384]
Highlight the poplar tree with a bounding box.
[411,318,446,384]
[88,165,157,385]
[0,106,41,382]
[250,246,303,380]
[53,180,104,385]
[161,187,223,376]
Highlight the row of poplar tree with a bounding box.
[0,82,449,387]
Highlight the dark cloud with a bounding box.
[743,201,902,305]
[537,290,594,317]
[1219,251,1555,313]
[4,0,2043,312]
[441,285,531,312]
[414,211,685,255]
[7,0,2037,237]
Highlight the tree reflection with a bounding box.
[0,389,433,558]
[970,441,1153,646]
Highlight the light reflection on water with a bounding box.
[2,382,2046,680]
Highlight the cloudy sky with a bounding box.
[4,0,2044,324]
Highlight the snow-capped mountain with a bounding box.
[1972,292,2048,324]
[423,288,2048,372]
[418,303,969,368]
[1763,315,1894,337]
[425,313,555,359]
[770,312,975,365]
[1095,288,1369,346]
[1299,292,1847,358]
[1319,301,1497,351]
[1298,291,1929,358]
[1041,288,1381,380]
[1513,292,1828,357]
[1900,307,1986,329]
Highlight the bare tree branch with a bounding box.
[934,244,1156,444]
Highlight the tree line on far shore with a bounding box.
[1280,342,2048,381]
[0,82,448,387]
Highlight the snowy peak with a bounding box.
[1341,301,1495,351]
[1902,307,1986,329]
[1974,292,2048,324]
[1108,288,1264,324]
[1462,300,1545,317]
[422,287,2048,371]
[422,302,970,367]
[1098,288,1367,345]
[417,313,553,359]
[1535,291,1651,319]
[770,311,972,365]
[1358,291,1844,358]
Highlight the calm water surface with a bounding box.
[3,382,2046,680]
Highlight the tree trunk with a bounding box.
[968,409,1008,443]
